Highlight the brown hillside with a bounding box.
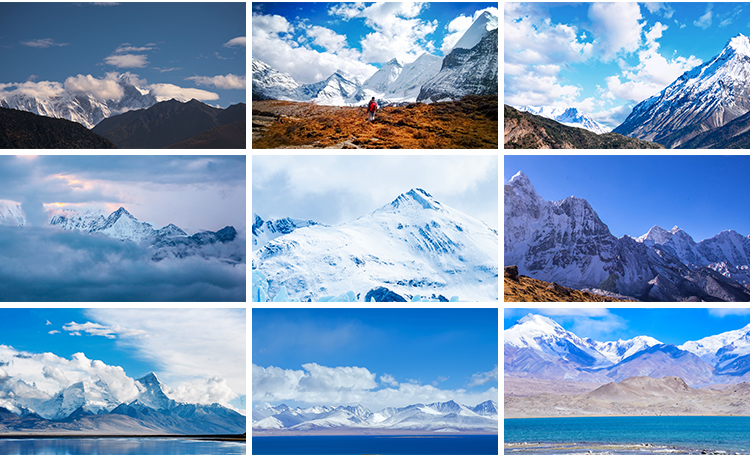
[504,266,636,302]
[252,95,498,149]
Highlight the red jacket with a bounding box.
[368,101,377,112]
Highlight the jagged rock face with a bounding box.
[252,59,301,101]
[614,34,750,147]
[505,171,750,301]
[417,28,498,102]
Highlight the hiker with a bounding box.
[367,97,377,122]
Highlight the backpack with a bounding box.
[369,101,377,112]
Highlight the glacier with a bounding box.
[253,188,498,302]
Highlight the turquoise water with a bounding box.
[253,435,498,455]
[505,416,750,454]
[0,438,246,455]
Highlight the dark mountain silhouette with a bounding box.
[0,107,116,149]
[167,121,246,148]
[92,99,246,148]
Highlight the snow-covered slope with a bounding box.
[0,74,158,129]
[252,400,497,432]
[251,59,301,101]
[254,188,498,302]
[381,53,443,101]
[298,70,367,106]
[614,34,750,147]
[35,379,121,420]
[514,105,611,134]
[363,58,404,93]
[0,200,26,226]
[451,10,498,52]
[252,214,321,252]
[505,171,750,302]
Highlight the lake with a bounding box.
[253,434,498,455]
[505,416,750,454]
[0,437,246,455]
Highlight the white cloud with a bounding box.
[48,330,60,335]
[167,376,239,405]
[104,53,149,68]
[306,25,348,53]
[64,73,125,100]
[380,373,398,387]
[468,365,498,387]
[252,363,497,411]
[0,80,64,100]
[62,321,147,339]
[694,5,713,29]
[185,74,246,89]
[588,2,644,61]
[21,38,69,48]
[114,43,155,53]
[147,83,220,101]
[223,36,246,48]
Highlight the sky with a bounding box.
[0,2,246,108]
[505,308,750,347]
[253,154,498,229]
[505,2,750,127]
[0,308,246,413]
[0,155,245,302]
[252,2,498,84]
[253,307,498,411]
[505,155,750,242]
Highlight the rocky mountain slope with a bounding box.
[504,266,635,302]
[253,188,498,302]
[253,400,497,432]
[614,34,750,148]
[505,105,662,149]
[505,171,750,301]
[0,107,116,149]
[252,95,497,149]
[92,99,245,148]
[0,372,245,435]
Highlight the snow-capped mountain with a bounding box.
[614,34,750,147]
[450,10,499,52]
[506,313,750,385]
[252,11,498,106]
[252,214,321,252]
[50,206,186,243]
[252,400,498,432]
[0,200,26,226]
[505,171,750,302]
[0,74,158,129]
[0,371,245,434]
[253,188,498,302]
[514,105,610,134]
[417,27,498,102]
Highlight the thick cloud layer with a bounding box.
[0,226,245,302]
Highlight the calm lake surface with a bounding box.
[0,437,246,455]
[253,434,498,455]
[505,416,750,454]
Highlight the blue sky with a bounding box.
[253,155,498,229]
[0,308,246,412]
[505,155,750,242]
[505,2,750,127]
[252,308,498,410]
[0,2,245,108]
[505,308,750,346]
[252,2,497,84]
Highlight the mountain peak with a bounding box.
[726,33,750,57]
[508,171,530,186]
[387,188,442,211]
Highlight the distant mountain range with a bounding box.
[505,313,750,386]
[512,105,610,134]
[614,34,750,148]
[504,105,662,149]
[253,400,497,432]
[92,99,246,148]
[252,11,497,106]
[0,372,245,435]
[505,171,750,301]
[0,107,116,149]
[253,188,498,302]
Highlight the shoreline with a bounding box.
[0,434,246,442]
[505,413,750,419]
[504,442,739,455]
[253,429,498,437]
